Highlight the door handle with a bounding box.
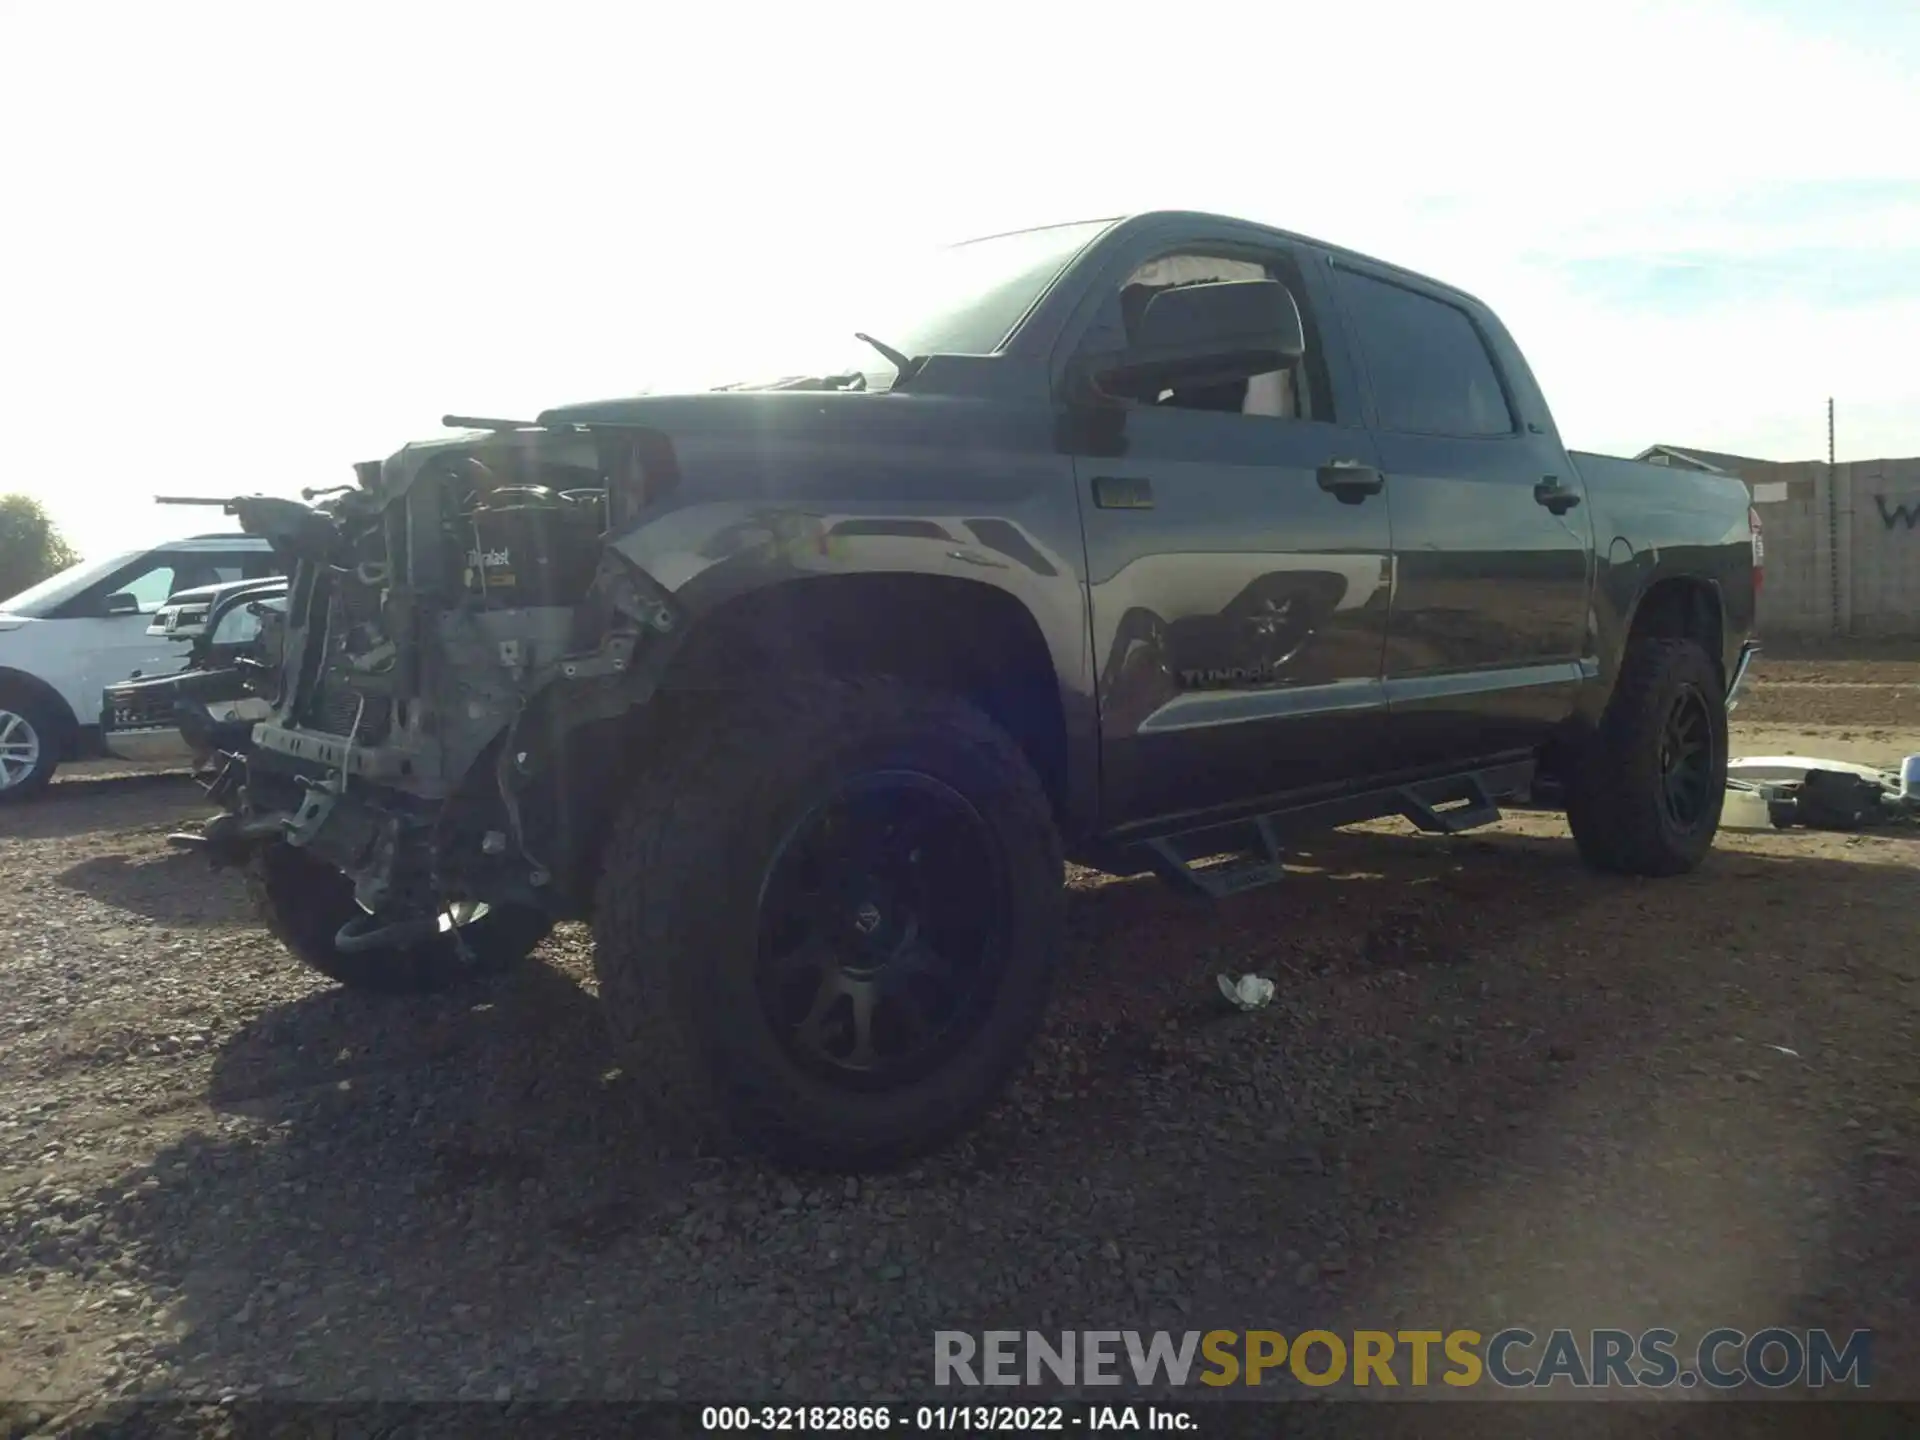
[1534,477,1582,514]
[1091,475,1154,510]
[1316,460,1384,504]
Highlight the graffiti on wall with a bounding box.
[1874,494,1920,532]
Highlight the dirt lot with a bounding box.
[2,657,1917,1428]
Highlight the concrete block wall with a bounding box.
[1846,456,1920,637]
[1745,461,1829,638]
[1737,456,1920,639]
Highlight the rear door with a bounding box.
[1060,229,1395,831]
[1327,261,1594,768]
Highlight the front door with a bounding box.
[1064,243,1395,832]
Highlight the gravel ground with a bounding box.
[2,659,1918,1429]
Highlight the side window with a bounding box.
[108,563,182,614]
[1333,269,1513,437]
[91,555,238,614]
[169,558,242,592]
[1091,251,1334,422]
[241,553,282,580]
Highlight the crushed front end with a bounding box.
[212,426,679,938]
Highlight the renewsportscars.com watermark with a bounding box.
[934,1328,1873,1391]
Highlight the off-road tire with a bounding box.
[591,677,1065,1170]
[0,687,63,802]
[1566,637,1728,876]
[247,841,551,993]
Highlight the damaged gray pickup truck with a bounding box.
[186,211,1762,1168]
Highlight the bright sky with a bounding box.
[3,0,1917,559]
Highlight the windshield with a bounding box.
[0,551,139,618]
[707,218,1119,391]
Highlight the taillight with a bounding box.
[1749,504,1764,596]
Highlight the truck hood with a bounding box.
[364,391,885,509]
[534,390,875,432]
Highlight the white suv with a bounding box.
[0,534,279,799]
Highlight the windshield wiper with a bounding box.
[854,333,927,387]
[787,372,867,391]
[854,332,912,371]
[713,372,868,393]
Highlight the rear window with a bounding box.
[1334,270,1513,437]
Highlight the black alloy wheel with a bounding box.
[1656,685,1716,832]
[755,770,1011,1093]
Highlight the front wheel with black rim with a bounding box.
[591,677,1065,1170]
[0,691,62,802]
[1566,636,1729,876]
[247,842,552,993]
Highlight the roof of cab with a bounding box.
[1092,209,1493,313]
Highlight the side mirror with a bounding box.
[1082,279,1305,398]
[103,592,141,617]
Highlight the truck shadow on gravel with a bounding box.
[56,850,247,926]
[14,829,1917,1403]
[11,775,206,844]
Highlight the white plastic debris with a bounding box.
[1728,755,1898,788]
[1722,751,1920,832]
[1217,973,1276,1011]
[1720,783,1778,831]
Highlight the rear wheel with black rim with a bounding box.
[591,677,1064,1170]
[1566,637,1728,876]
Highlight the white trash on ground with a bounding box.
[1720,784,1777,831]
[1217,973,1276,1011]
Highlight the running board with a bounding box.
[1128,758,1533,901]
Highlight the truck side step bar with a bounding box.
[1128,757,1536,901]
[1141,815,1289,900]
[1397,770,1506,834]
